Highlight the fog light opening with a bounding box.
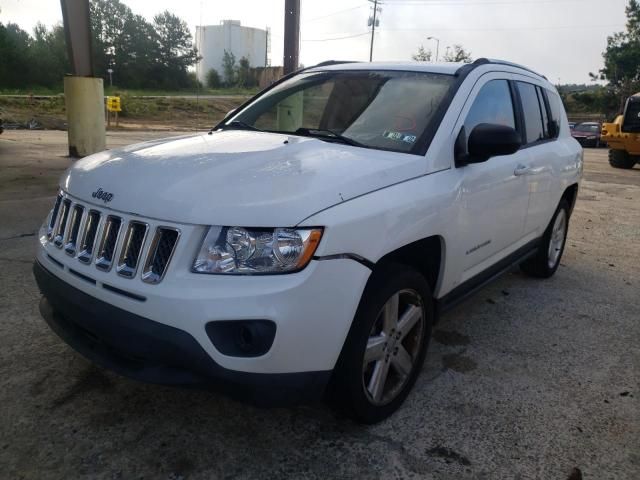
[205,320,276,358]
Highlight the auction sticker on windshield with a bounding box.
[383,131,417,144]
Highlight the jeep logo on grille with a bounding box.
[92,188,114,203]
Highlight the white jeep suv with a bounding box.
[34,59,582,423]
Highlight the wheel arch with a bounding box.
[562,183,579,215]
[373,235,445,296]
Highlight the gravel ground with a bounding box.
[0,131,638,480]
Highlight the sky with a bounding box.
[0,0,631,84]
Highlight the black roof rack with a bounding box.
[458,58,548,80]
[311,60,360,68]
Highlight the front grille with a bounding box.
[44,193,180,285]
[116,222,148,278]
[142,228,180,284]
[95,216,122,271]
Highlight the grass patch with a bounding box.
[0,86,259,97]
[0,94,248,130]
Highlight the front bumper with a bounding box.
[34,260,333,405]
[37,221,371,375]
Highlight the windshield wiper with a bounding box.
[294,127,363,147]
[220,121,263,132]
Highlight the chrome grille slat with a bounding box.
[142,227,180,284]
[47,194,62,240]
[78,210,101,264]
[116,222,148,278]
[95,216,122,271]
[53,199,71,247]
[64,205,85,256]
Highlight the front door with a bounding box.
[451,75,530,285]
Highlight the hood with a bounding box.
[62,130,428,226]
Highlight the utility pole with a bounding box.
[283,0,300,75]
[368,0,381,62]
[427,36,440,62]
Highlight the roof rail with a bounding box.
[310,60,360,68]
[460,58,548,80]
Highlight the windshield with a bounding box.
[224,70,455,154]
[623,100,640,132]
[574,123,600,132]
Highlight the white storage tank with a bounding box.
[196,20,268,84]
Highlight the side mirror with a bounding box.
[456,123,522,166]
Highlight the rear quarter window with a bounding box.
[546,90,566,138]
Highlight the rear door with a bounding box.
[513,79,562,236]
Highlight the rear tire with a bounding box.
[609,149,637,169]
[327,263,433,424]
[521,199,570,278]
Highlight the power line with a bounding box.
[291,0,625,46]
[288,21,624,44]
[383,0,621,5]
[302,32,371,42]
[304,5,367,23]
[381,24,626,32]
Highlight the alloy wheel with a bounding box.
[362,289,425,406]
[548,209,567,269]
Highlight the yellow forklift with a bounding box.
[601,93,640,169]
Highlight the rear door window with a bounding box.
[517,82,546,145]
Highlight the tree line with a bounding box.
[0,0,198,90]
[586,0,640,116]
[559,0,639,118]
[411,43,473,63]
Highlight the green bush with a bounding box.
[206,68,221,89]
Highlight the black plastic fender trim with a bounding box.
[313,253,375,270]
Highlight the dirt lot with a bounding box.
[0,131,638,479]
[0,95,247,131]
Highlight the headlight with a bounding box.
[193,226,323,274]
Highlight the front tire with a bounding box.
[521,199,570,278]
[609,149,637,169]
[327,263,433,424]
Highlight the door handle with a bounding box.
[514,164,532,176]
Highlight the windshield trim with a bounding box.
[214,68,470,157]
